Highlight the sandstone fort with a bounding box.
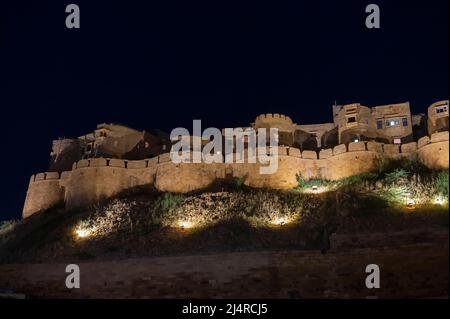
[23,100,449,218]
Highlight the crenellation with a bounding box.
[418,136,430,149]
[319,148,333,159]
[22,103,449,218]
[333,144,347,155]
[383,144,400,154]
[147,157,159,167]
[277,146,288,156]
[90,158,108,167]
[401,142,417,153]
[35,173,46,181]
[60,171,71,180]
[109,159,126,168]
[127,160,147,169]
[288,147,301,157]
[348,141,366,152]
[430,131,449,143]
[367,141,383,153]
[301,150,317,159]
[77,159,89,168]
[45,172,60,180]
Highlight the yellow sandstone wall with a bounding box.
[22,133,449,218]
[22,172,65,218]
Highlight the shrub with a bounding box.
[337,172,378,187]
[235,175,247,190]
[376,156,429,178]
[433,171,449,197]
[296,174,334,190]
[376,185,410,206]
[0,220,19,237]
[155,193,185,212]
[376,157,391,176]
[384,168,408,184]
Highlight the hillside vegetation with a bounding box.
[0,158,448,263]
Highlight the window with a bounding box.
[376,120,383,129]
[402,117,408,127]
[385,119,399,127]
[436,105,448,114]
[394,138,401,144]
[347,117,356,123]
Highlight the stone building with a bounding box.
[252,101,416,150]
[23,100,449,218]
[333,101,413,145]
[296,123,336,149]
[252,114,328,151]
[49,138,81,172]
[48,100,446,173]
[427,100,449,135]
[49,123,170,171]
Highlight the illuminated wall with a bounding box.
[23,132,449,218]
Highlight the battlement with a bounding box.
[23,130,449,218]
[255,113,293,122]
[254,113,294,128]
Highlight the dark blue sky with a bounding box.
[0,0,448,220]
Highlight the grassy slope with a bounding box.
[0,177,447,264]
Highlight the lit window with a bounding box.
[394,138,401,144]
[385,119,399,127]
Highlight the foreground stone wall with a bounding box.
[22,133,449,217]
[0,243,447,298]
[417,132,449,169]
[22,173,65,218]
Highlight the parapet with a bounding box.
[23,131,449,219]
[29,171,61,184]
[254,113,295,131]
[255,113,293,124]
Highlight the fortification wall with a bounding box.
[22,132,449,217]
[22,172,65,218]
[64,158,155,209]
[254,113,295,131]
[416,132,449,170]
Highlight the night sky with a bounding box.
[0,1,448,220]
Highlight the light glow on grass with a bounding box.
[178,220,196,229]
[405,198,416,209]
[75,227,94,239]
[74,220,97,239]
[270,216,295,226]
[301,185,328,194]
[433,195,447,206]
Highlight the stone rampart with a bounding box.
[23,133,449,217]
